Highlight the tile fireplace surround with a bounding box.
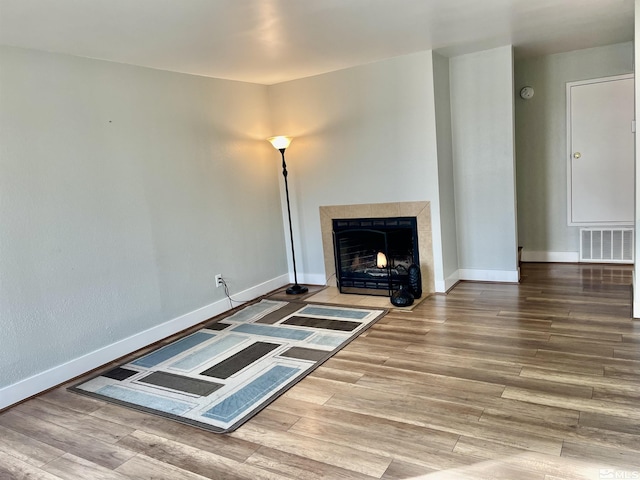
[319,201,434,296]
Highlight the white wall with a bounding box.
[267,51,443,287]
[515,42,634,261]
[432,52,459,291]
[449,46,519,280]
[634,2,640,318]
[0,46,288,408]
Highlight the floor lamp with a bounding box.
[268,136,309,295]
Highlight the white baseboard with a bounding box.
[520,251,580,263]
[458,269,520,283]
[633,270,640,319]
[297,273,328,287]
[435,271,460,293]
[0,274,289,411]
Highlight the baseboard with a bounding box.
[457,269,520,283]
[520,251,580,263]
[297,273,328,287]
[435,271,460,293]
[0,274,289,411]
[634,270,640,319]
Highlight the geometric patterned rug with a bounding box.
[69,300,385,433]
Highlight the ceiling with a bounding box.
[0,0,634,85]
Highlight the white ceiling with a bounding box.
[0,0,634,85]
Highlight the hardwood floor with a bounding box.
[2,263,639,479]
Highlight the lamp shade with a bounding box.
[268,136,292,150]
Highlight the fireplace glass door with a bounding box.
[333,217,419,296]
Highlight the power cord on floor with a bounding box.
[220,272,335,309]
[324,271,336,287]
[219,278,250,309]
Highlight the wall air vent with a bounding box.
[580,228,634,263]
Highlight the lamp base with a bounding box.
[286,284,309,295]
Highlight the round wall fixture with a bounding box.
[520,86,535,99]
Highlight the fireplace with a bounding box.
[320,201,434,297]
[333,217,419,296]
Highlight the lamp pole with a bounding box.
[269,136,308,295]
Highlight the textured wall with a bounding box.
[432,52,459,288]
[450,46,518,274]
[634,2,640,318]
[267,51,442,286]
[0,46,287,390]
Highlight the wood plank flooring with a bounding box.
[2,263,640,479]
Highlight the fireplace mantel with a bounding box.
[319,201,434,295]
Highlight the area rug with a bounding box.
[69,300,385,433]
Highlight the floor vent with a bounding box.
[580,228,634,263]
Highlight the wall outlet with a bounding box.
[215,274,223,288]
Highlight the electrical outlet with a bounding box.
[215,274,223,288]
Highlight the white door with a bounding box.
[567,74,635,226]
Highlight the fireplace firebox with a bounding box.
[333,217,420,296]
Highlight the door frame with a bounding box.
[566,73,635,227]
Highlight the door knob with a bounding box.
[573,152,582,159]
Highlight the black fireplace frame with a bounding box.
[332,217,419,296]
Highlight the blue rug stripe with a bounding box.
[97,385,193,415]
[232,323,313,340]
[225,300,285,323]
[309,334,347,347]
[202,365,299,422]
[169,334,247,371]
[299,306,369,320]
[132,332,215,368]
